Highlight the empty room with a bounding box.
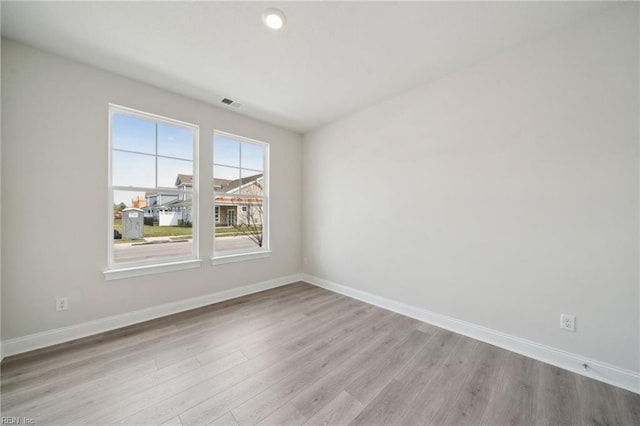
[1,1,639,425]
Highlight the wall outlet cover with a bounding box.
[560,314,576,332]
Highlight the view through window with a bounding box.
[110,105,198,266]
[213,132,268,257]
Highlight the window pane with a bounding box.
[110,107,198,268]
[157,157,192,188]
[157,123,193,160]
[241,142,264,171]
[213,135,240,167]
[238,169,264,195]
[112,150,155,188]
[112,113,155,154]
[213,131,267,258]
[113,189,193,263]
[213,165,240,184]
[113,189,147,211]
[214,198,264,253]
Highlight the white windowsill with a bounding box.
[211,250,272,265]
[104,259,203,280]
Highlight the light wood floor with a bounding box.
[1,282,638,425]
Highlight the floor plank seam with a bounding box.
[2,283,638,426]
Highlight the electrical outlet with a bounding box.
[560,314,575,332]
[56,297,68,312]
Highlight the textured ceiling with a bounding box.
[1,1,617,133]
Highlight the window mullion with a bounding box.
[155,122,159,188]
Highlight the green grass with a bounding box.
[214,227,257,236]
[113,219,260,240]
[215,227,238,235]
[215,226,263,238]
[114,219,191,238]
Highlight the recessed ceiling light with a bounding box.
[262,8,286,30]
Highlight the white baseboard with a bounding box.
[302,274,640,395]
[1,273,303,359]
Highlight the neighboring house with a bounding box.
[215,174,264,228]
[175,174,195,201]
[144,175,191,226]
[144,192,178,223]
[144,173,263,227]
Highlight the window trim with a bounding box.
[105,104,200,278]
[105,259,203,281]
[212,130,269,260]
[211,250,272,265]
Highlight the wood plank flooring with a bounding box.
[1,282,638,425]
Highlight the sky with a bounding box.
[112,113,264,206]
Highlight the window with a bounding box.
[108,105,199,272]
[213,131,269,260]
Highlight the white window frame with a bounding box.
[212,131,270,264]
[215,206,220,223]
[105,104,201,280]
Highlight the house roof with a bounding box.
[173,174,262,193]
[175,174,192,186]
[213,178,231,191]
[145,174,262,205]
[144,189,180,198]
[222,174,263,193]
[152,198,190,210]
[146,173,263,210]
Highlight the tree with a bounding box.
[113,202,126,214]
[234,200,263,247]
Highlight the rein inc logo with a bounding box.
[1,418,35,425]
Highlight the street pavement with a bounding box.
[113,236,258,262]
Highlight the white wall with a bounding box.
[303,5,639,372]
[1,39,302,341]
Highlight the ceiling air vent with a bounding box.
[220,98,243,109]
